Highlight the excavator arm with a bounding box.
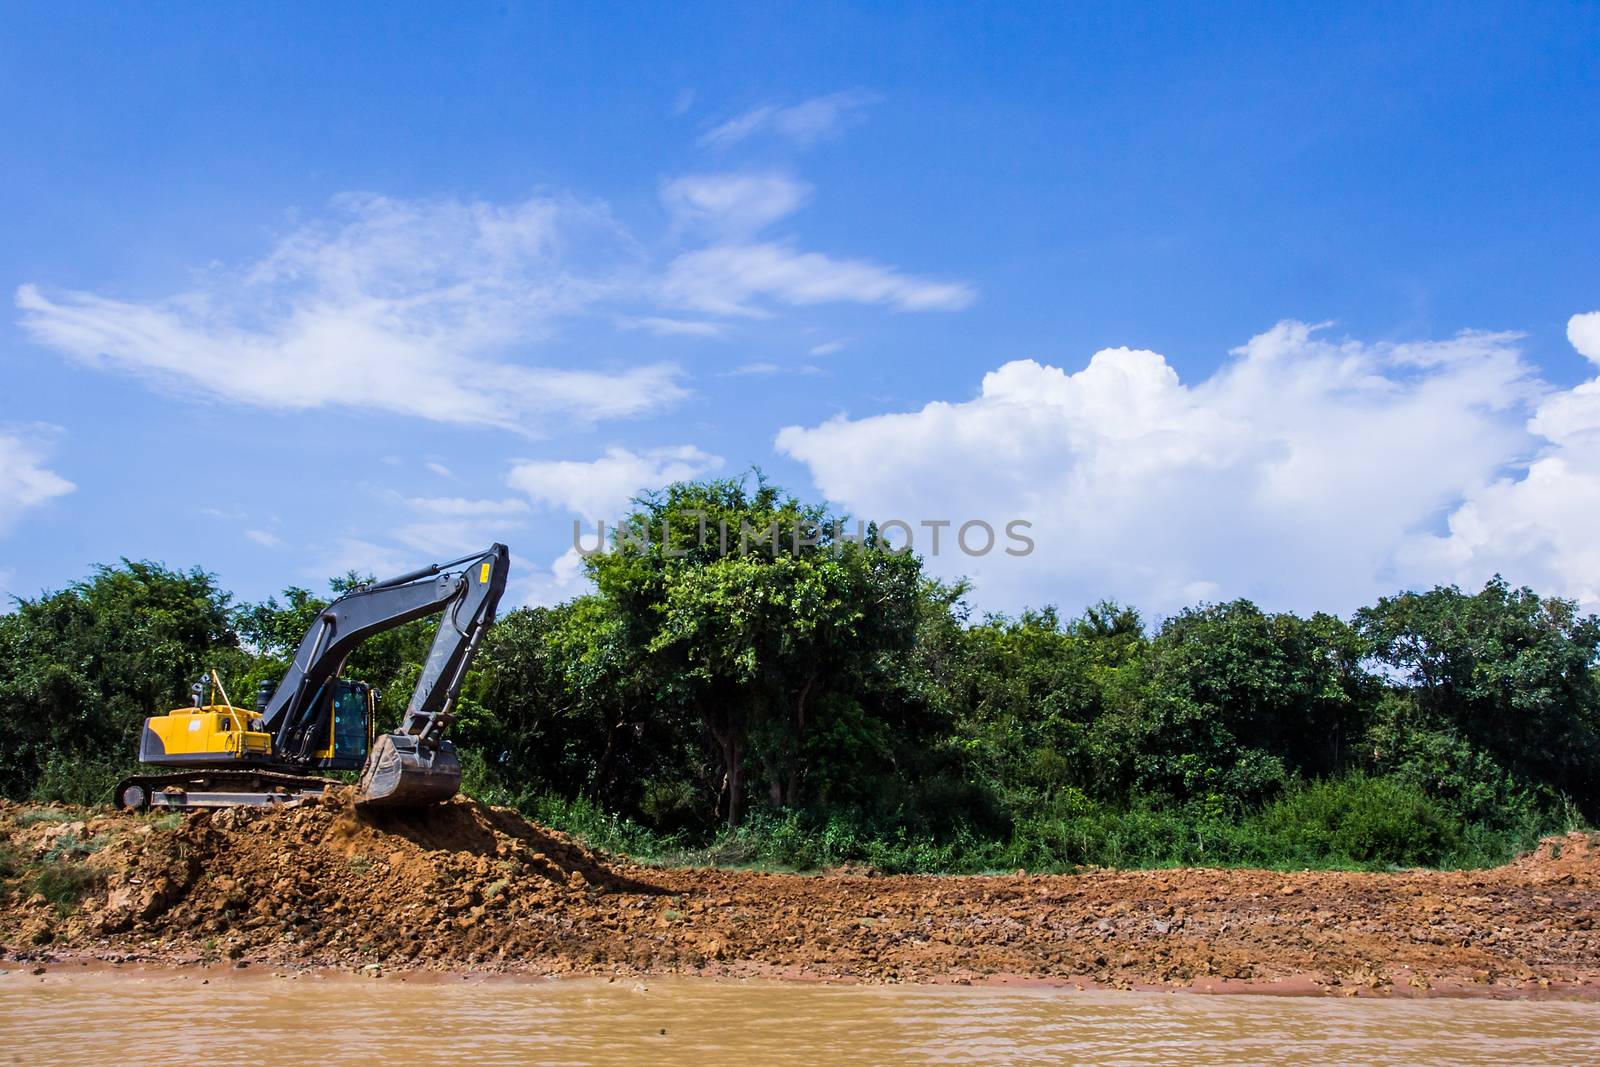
[260,543,510,806]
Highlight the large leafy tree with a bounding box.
[587,475,924,825]
[1087,600,1371,809]
[0,561,244,797]
[1355,577,1600,816]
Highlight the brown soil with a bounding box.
[4,794,1598,996]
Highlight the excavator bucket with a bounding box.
[356,733,461,807]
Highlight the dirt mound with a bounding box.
[1503,830,1599,882]
[4,801,1598,994]
[2,792,660,970]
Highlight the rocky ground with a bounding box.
[3,793,1597,996]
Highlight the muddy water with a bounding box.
[3,970,1598,1066]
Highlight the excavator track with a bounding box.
[113,769,341,812]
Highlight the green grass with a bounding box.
[25,860,104,916]
[485,774,1576,876]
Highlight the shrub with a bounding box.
[1255,774,1459,867]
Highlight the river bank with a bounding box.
[3,795,1596,998]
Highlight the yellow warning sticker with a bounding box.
[480,562,491,583]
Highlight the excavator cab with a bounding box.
[299,678,375,770]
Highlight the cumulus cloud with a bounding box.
[0,426,75,534]
[507,445,723,522]
[1570,311,1600,362]
[1399,311,1600,607]
[778,321,1549,615]
[698,91,877,149]
[16,193,685,432]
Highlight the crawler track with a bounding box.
[112,770,340,810]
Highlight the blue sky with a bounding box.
[3,3,1598,617]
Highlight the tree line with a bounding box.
[2,476,1596,871]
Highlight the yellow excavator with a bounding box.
[113,544,510,811]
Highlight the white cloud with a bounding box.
[1570,311,1600,362]
[401,495,530,517]
[655,170,973,319]
[20,173,971,420]
[699,91,878,149]
[619,316,726,338]
[726,362,780,376]
[392,519,525,558]
[308,537,417,584]
[809,340,845,356]
[16,193,686,432]
[1398,312,1600,607]
[424,461,454,478]
[518,547,594,608]
[661,242,976,317]
[507,445,723,522]
[661,173,811,235]
[778,321,1548,616]
[244,529,284,548]
[0,426,75,534]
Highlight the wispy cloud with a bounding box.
[656,170,973,317]
[16,193,686,433]
[699,91,878,149]
[662,173,812,235]
[244,528,284,548]
[399,495,530,517]
[424,461,454,478]
[724,361,780,376]
[662,242,976,316]
[0,425,74,535]
[392,519,526,557]
[619,315,727,338]
[307,537,417,585]
[809,339,845,356]
[18,130,975,433]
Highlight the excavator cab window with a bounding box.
[330,681,370,762]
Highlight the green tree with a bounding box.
[0,560,244,798]
[1355,577,1600,817]
[1089,600,1370,809]
[586,475,924,825]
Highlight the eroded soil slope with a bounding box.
[3,794,1597,995]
